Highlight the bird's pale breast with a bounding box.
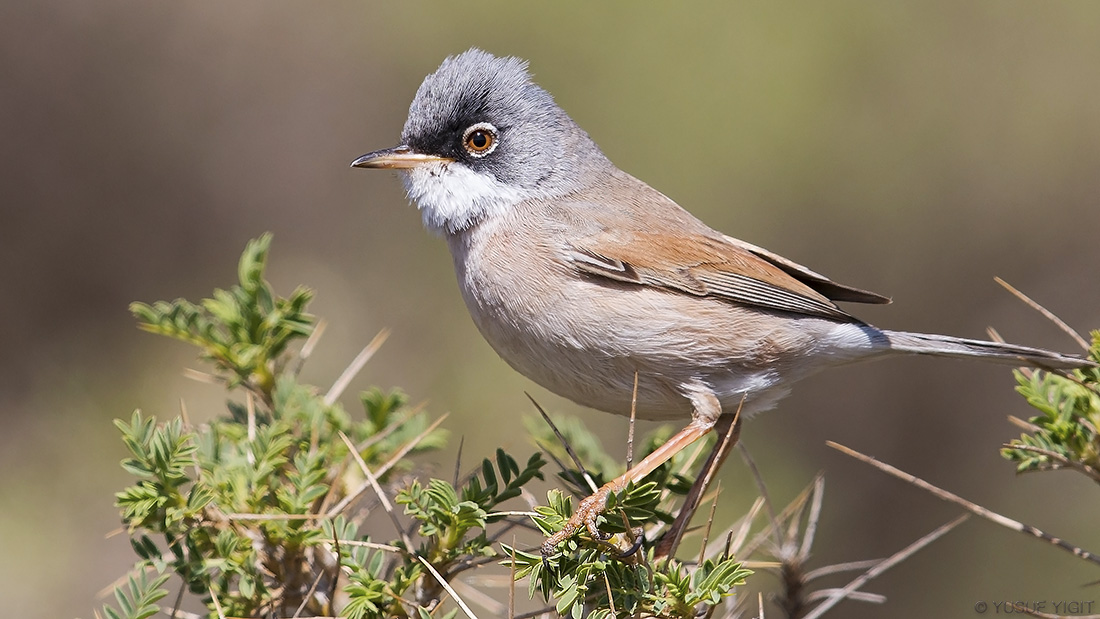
[445,208,877,420]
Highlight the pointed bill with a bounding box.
[350,146,453,169]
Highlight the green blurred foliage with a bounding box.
[1002,331,1100,477]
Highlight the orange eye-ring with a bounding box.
[462,123,498,156]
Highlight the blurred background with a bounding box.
[3,2,1099,617]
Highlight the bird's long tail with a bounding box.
[882,330,1093,370]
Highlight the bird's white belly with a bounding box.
[459,267,787,419]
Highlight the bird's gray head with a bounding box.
[352,49,609,234]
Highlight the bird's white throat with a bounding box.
[401,162,532,235]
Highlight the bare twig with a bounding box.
[327,413,449,518]
[292,568,326,618]
[485,510,540,519]
[223,512,325,521]
[533,440,584,498]
[698,480,723,566]
[452,580,505,617]
[208,586,227,619]
[724,496,766,559]
[182,367,220,385]
[603,571,618,617]
[738,443,781,547]
[512,604,564,619]
[375,412,450,478]
[416,555,480,619]
[293,318,327,377]
[1081,417,1100,436]
[169,579,186,619]
[178,398,192,428]
[1007,414,1043,433]
[804,590,886,604]
[325,329,391,406]
[454,435,465,490]
[508,538,517,619]
[245,391,257,465]
[994,277,1089,350]
[315,401,425,516]
[800,476,825,561]
[804,559,882,581]
[356,401,427,452]
[328,527,342,615]
[802,515,968,619]
[179,399,203,481]
[737,475,824,560]
[627,371,639,471]
[527,393,599,494]
[1004,443,1100,483]
[336,431,414,551]
[337,539,402,553]
[828,441,1100,566]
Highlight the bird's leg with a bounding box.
[541,388,724,559]
[654,411,742,560]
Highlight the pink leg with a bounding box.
[654,412,742,560]
[542,388,731,558]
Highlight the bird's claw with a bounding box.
[541,483,635,563]
[618,527,645,558]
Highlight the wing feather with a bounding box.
[567,230,868,320]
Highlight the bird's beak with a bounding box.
[350,146,453,169]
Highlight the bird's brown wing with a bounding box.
[568,229,887,321]
[721,235,891,305]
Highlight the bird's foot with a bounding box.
[541,481,624,560]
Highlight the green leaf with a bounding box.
[103,570,170,619]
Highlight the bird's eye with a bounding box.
[462,123,498,157]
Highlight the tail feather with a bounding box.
[882,330,1094,370]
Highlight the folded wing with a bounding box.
[568,230,889,321]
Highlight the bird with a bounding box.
[351,48,1092,558]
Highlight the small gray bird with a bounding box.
[352,49,1091,556]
